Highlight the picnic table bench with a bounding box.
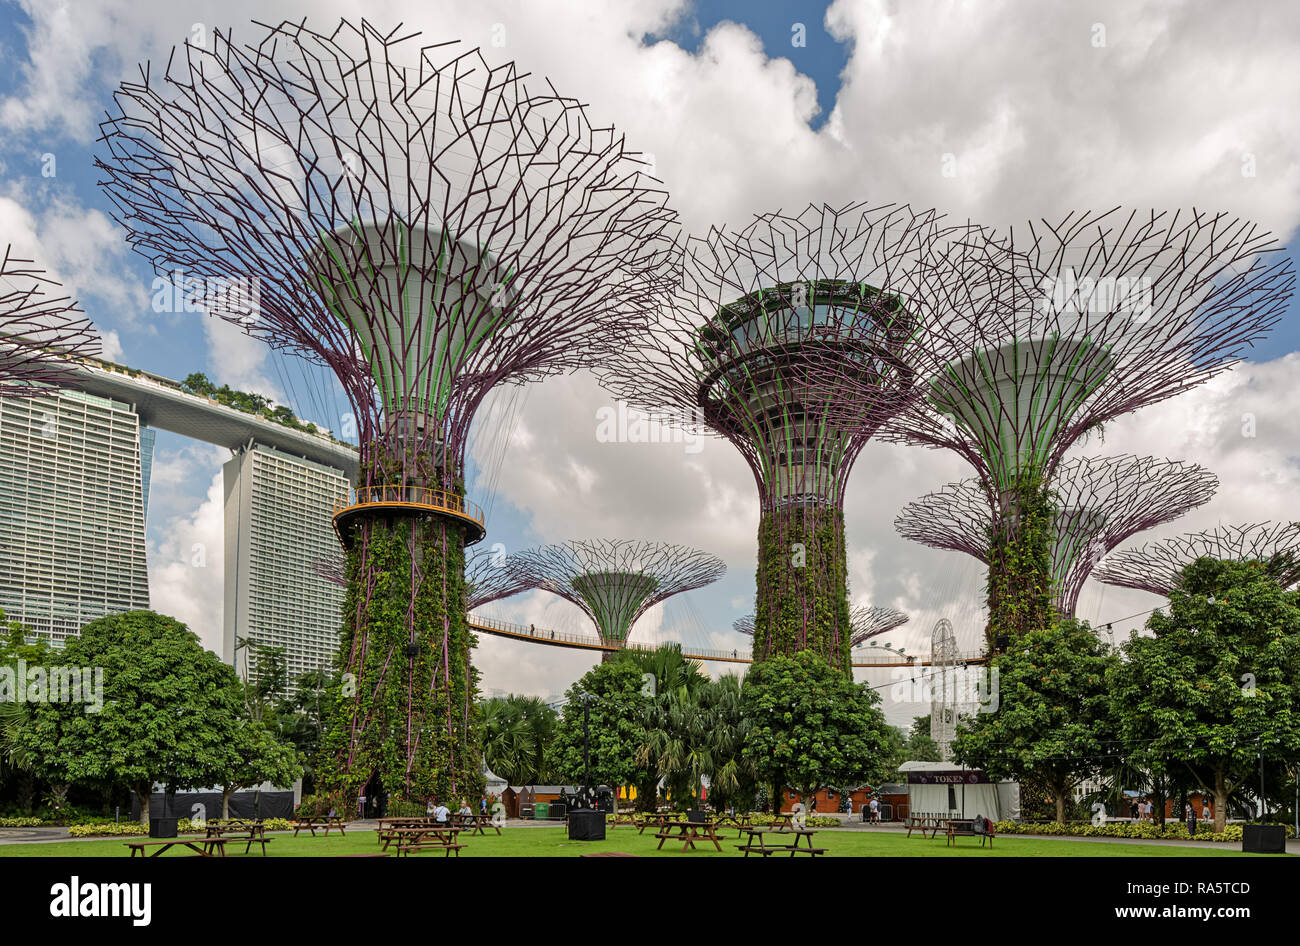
[377,826,465,857]
[125,837,227,858]
[292,815,346,837]
[452,813,502,836]
[944,818,994,848]
[735,827,826,857]
[654,821,724,853]
[205,820,272,856]
[635,812,685,834]
[905,813,946,839]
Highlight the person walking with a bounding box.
[1185,803,1197,837]
[869,797,880,823]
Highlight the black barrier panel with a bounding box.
[132,791,295,821]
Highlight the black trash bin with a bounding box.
[149,818,178,838]
[686,809,708,823]
[568,809,606,841]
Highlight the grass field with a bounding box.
[0,826,1268,857]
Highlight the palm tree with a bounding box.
[624,646,708,810]
[479,696,559,786]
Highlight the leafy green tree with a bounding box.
[552,657,648,812]
[19,611,248,824]
[742,651,892,809]
[953,618,1116,823]
[213,720,301,819]
[0,612,53,812]
[1108,558,1300,831]
[180,372,216,397]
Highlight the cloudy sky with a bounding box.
[1,0,1298,725]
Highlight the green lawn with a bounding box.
[0,826,1270,857]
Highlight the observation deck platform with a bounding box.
[333,485,486,548]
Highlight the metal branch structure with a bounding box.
[0,247,98,392]
[96,18,676,803]
[896,455,1218,616]
[315,547,539,611]
[1094,521,1300,596]
[600,201,945,671]
[824,209,1292,649]
[519,539,724,658]
[733,604,908,647]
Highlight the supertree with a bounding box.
[0,247,98,391]
[820,209,1292,650]
[896,455,1218,616]
[518,539,725,658]
[96,19,676,802]
[314,547,539,611]
[732,604,907,648]
[1094,521,1300,596]
[599,201,945,671]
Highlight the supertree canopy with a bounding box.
[896,455,1218,616]
[519,539,724,658]
[824,209,1292,649]
[96,19,676,802]
[0,247,98,392]
[1094,521,1300,596]
[599,201,944,671]
[733,604,908,648]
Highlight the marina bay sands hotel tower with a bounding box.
[0,357,353,686]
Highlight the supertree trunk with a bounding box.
[983,471,1057,651]
[752,504,852,673]
[320,514,482,804]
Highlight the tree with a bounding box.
[212,720,300,819]
[552,657,648,813]
[695,674,756,813]
[479,695,558,786]
[1108,558,1300,831]
[953,619,1116,824]
[624,645,709,810]
[741,651,892,810]
[180,372,216,397]
[19,611,248,824]
[0,613,52,813]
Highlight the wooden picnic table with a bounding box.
[126,837,227,858]
[205,820,272,856]
[292,815,346,837]
[452,813,502,836]
[635,812,686,834]
[376,825,465,857]
[735,827,826,857]
[654,820,724,853]
[905,813,946,839]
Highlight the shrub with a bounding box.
[262,818,293,832]
[68,822,148,837]
[0,817,44,828]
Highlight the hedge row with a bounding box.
[993,821,1295,842]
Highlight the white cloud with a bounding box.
[147,468,226,655]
